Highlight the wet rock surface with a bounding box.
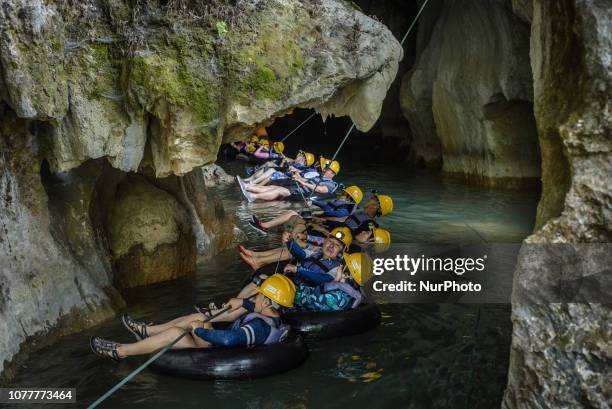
[107,175,197,288]
[0,110,121,376]
[504,0,612,408]
[400,0,540,186]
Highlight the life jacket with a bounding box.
[343,210,375,232]
[304,176,338,199]
[231,312,289,346]
[322,282,364,309]
[301,256,340,280]
[322,199,357,218]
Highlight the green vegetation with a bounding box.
[130,53,218,122]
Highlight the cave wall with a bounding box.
[0,109,122,378]
[400,0,540,186]
[503,0,611,407]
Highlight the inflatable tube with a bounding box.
[282,304,381,340]
[150,333,308,380]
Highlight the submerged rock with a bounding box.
[108,175,197,288]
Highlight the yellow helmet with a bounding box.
[256,273,296,308]
[273,141,285,154]
[298,151,315,166]
[343,252,373,286]
[299,151,315,167]
[245,143,257,153]
[259,139,270,147]
[343,185,363,204]
[374,194,393,217]
[320,157,340,174]
[372,228,391,253]
[249,135,259,143]
[256,127,268,137]
[328,227,352,249]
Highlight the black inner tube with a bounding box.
[150,333,308,380]
[282,304,381,340]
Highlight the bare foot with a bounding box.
[239,252,259,271]
[239,245,253,256]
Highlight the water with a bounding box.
[6,157,539,409]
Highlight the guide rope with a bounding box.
[280,112,318,142]
[87,305,233,409]
[400,0,431,46]
[299,0,431,205]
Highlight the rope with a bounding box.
[400,0,431,46]
[299,0,431,205]
[87,305,233,409]
[280,112,317,142]
[303,122,355,203]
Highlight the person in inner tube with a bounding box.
[321,191,393,234]
[240,218,320,271]
[247,185,363,234]
[242,158,339,202]
[348,226,392,255]
[231,227,347,303]
[242,135,260,156]
[281,227,366,312]
[292,252,372,312]
[89,274,296,362]
[244,150,316,187]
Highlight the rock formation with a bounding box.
[400,0,540,186]
[107,175,197,288]
[503,1,611,407]
[0,109,121,379]
[0,0,401,375]
[1,0,402,177]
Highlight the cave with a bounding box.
[0,0,609,408]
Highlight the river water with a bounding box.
[6,157,539,409]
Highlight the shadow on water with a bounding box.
[7,157,539,409]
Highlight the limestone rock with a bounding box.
[504,1,612,408]
[399,0,445,167]
[107,175,197,288]
[49,40,146,173]
[352,0,415,149]
[512,0,533,23]
[199,164,234,187]
[0,109,120,376]
[400,0,540,185]
[0,0,402,177]
[0,0,68,120]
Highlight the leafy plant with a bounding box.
[216,20,228,37]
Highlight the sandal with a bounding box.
[90,336,123,362]
[121,314,148,340]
